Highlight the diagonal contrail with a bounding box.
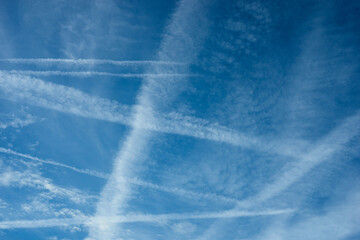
[0,147,108,179]
[87,0,213,239]
[0,72,299,158]
[238,110,360,207]
[0,147,243,204]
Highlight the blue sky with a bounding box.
[0,0,359,239]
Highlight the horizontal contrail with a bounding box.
[0,70,195,78]
[0,147,242,204]
[0,208,294,229]
[0,58,185,66]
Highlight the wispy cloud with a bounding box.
[0,199,7,209]
[0,208,294,229]
[0,58,185,66]
[20,197,87,222]
[0,167,96,204]
[171,221,197,234]
[0,114,36,129]
[252,190,360,240]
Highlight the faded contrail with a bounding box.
[0,58,185,66]
[0,70,195,78]
[0,147,108,179]
[0,208,294,229]
[239,110,360,207]
[0,147,242,204]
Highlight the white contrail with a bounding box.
[0,147,243,205]
[0,58,185,66]
[238,110,360,207]
[0,168,97,204]
[128,177,243,205]
[0,72,297,158]
[0,208,294,229]
[192,112,360,240]
[0,147,108,179]
[0,70,195,78]
[0,72,132,125]
[88,0,213,239]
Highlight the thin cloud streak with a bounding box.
[0,70,195,78]
[0,58,185,66]
[0,208,294,229]
[0,115,36,129]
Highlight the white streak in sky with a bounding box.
[0,168,96,204]
[128,177,243,205]
[0,70,195,78]
[0,58,185,66]
[240,110,360,206]
[0,147,244,205]
[0,147,108,179]
[0,114,36,129]
[88,0,211,238]
[252,190,360,240]
[0,72,296,158]
[0,208,294,229]
[194,111,360,240]
[0,72,132,125]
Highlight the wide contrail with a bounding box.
[0,58,185,66]
[0,208,294,229]
[87,0,213,239]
